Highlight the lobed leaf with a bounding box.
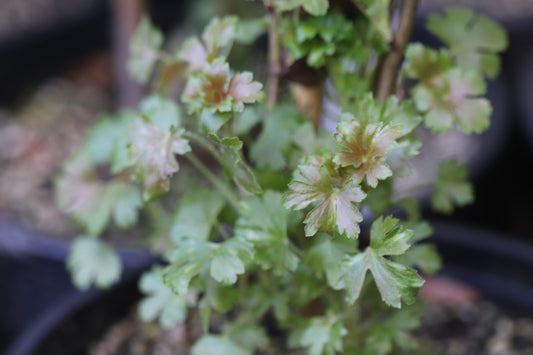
[129,118,191,199]
[431,159,474,213]
[67,237,122,290]
[138,266,188,329]
[427,7,508,78]
[171,189,226,243]
[333,217,424,308]
[284,155,366,238]
[128,16,163,84]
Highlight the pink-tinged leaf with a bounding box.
[334,120,401,187]
[179,37,208,72]
[284,155,366,238]
[56,154,102,216]
[130,119,191,198]
[445,69,491,134]
[183,59,263,114]
[228,72,264,111]
[304,183,365,238]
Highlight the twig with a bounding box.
[111,0,147,108]
[184,153,241,210]
[374,0,419,102]
[265,4,282,111]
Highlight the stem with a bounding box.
[266,5,282,111]
[374,0,419,102]
[111,0,146,108]
[183,131,224,163]
[184,153,240,210]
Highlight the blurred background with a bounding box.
[1,0,533,354]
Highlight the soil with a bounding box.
[33,286,533,355]
[0,54,114,239]
[417,301,533,355]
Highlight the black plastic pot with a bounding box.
[0,221,158,354]
[431,221,533,315]
[5,222,533,355]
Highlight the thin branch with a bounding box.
[184,153,240,210]
[374,0,419,102]
[111,0,147,108]
[266,5,282,111]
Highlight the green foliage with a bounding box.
[281,11,356,68]
[56,3,506,354]
[427,7,508,78]
[405,44,492,134]
[431,159,474,214]
[192,334,248,355]
[333,217,425,308]
[128,16,163,84]
[138,266,189,328]
[67,237,122,290]
[292,314,347,355]
[170,189,226,243]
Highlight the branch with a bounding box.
[266,5,282,111]
[374,0,419,102]
[111,0,147,108]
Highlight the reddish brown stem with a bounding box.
[266,6,282,111]
[374,0,419,102]
[111,0,147,108]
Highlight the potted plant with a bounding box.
[46,0,511,353]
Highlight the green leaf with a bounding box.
[427,7,508,78]
[306,234,358,288]
[204,278,239,313]
[235,17,269,44]
[232,106,262,136]
[404,43,452,80]
[164,239,215,295]
[138,266,188,329]
[67,237,122,290]
[364,303,424,354]
[369,216,414,256]
[82,117,121,164]
[140,95,182,132]
[192,335,248,355]
[110,111,138,174]
[224,322,269,353]
[171,189,226,243]
[128,16,163,84]
[301,0,329,16]
[396,243,442,275]
[294,316,347,355]
[355,0,391,41]
[285,155,366,237]
[108,181,143,228]
[210,237,254,284]
[431,159,474,213]
[202,16,238,54]
[334,217,424,308]
[237,191,299,274]
[208,134,262,196]
[250,104,306,170]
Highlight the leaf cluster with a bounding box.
[55,2,507,354]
